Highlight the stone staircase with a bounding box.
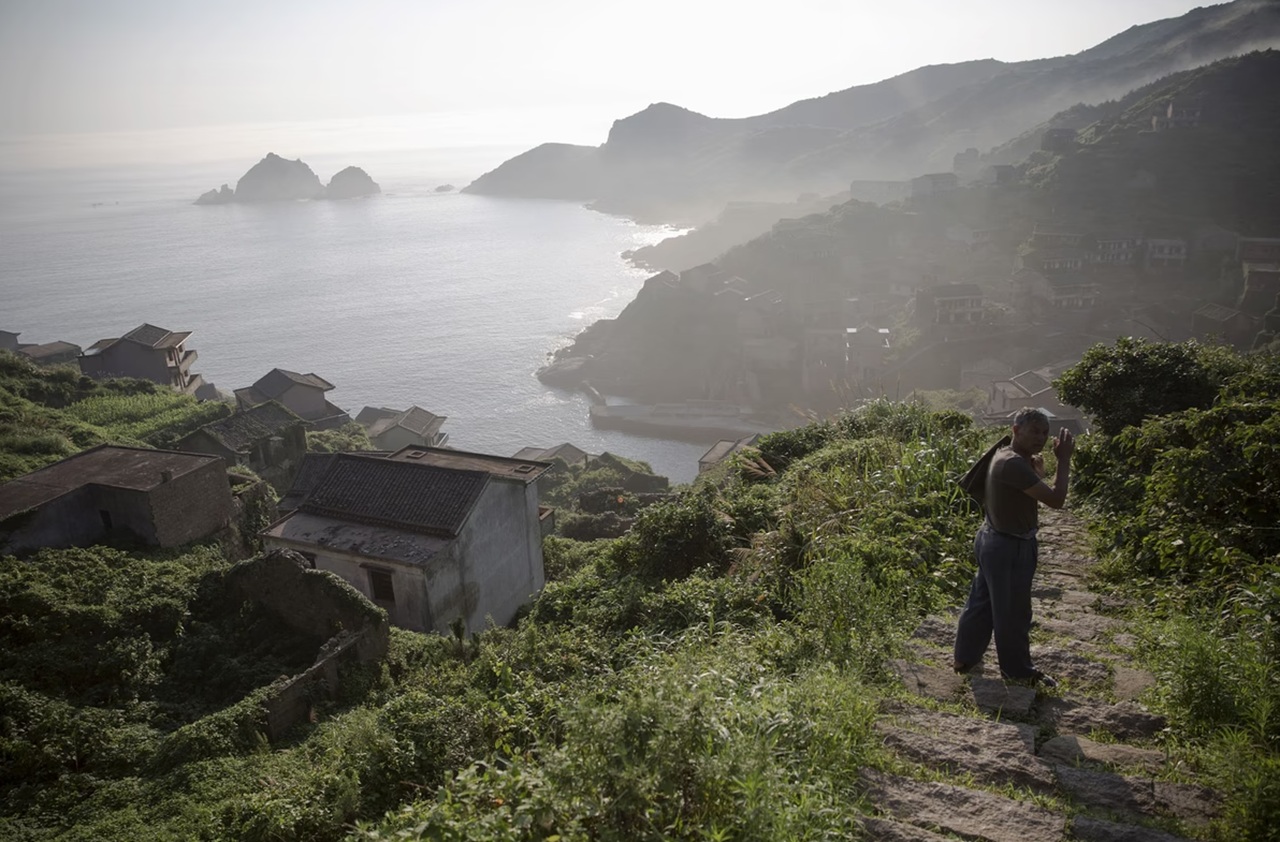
[867,508,1221,841]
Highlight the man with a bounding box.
[953,407,1074,687]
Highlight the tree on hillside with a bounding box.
[1054,338,1246,434]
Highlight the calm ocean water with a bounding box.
[0,148,710,482]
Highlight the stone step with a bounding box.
[1071,816,1195,841]
[1054,765,1220,827]
[1039,698,1167,742]
[892,659,965,703]
[861,769,1066,842]
[1039,733,1165,774]
[968,675,1037,717]
[875,721,1055,792]
[857,816,956,841]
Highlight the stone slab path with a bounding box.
[870,508,1221,841]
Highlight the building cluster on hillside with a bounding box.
[0,437,557,637]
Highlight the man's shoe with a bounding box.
[953,660,978,675]
[1002,670,1057,689]
[1034,672,1058,690]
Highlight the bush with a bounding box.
[1054,337,1246,434]
[624,491,733,581]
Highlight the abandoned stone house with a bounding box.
[261,446,551,635]
[79,322,214,398]
[176,401,308,475]
[20,341,84,366]
[0,445,233,555]
[235,368,350,428]
[355,405,449,450]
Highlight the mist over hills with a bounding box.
[464,0,1280,222]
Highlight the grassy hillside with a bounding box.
[0,350,230,482]
[3,346,1278,839]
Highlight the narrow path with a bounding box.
[869,508,1221,841]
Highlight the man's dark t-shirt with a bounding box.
[984,447,1041,536]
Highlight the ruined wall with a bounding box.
[224,550,390,740]
[149,459,234,547]
[0,487,103,555]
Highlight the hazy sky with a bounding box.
[0,0,1216,169]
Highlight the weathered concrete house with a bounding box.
[1192,303,1259,348]
[1236,237,1280,264]
[176,401,308,474]
[20,341,83,367]
[235,368,350,428]
[1030,223,1086,249]
[262,447,550,634]
[0,330,19,353]
[910,172,959,198]
[1238,264,1280,317]
[1021,247,1087,274]
[1145,238,1188,272]
[1013,270,1101,317]
[0,445,233,555]
[918,283,984,325]
[1091,233,1142,267]
[79,323,210,397]
[355,405,448,450]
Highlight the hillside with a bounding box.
[1028,49,1280,233]
[466,0,1280,221]
[0,350,229,482]
[4,344,1279,838]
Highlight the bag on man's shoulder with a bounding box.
[956,435,1011,506]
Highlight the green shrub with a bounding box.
[624,491,733,581]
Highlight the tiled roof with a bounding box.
[356,406,399,426]
[122,323,190,349]
[394,407,446,438]
[300,454,488,537]
[0,445,220,521]
[83,338,118,355]
[512,443,589,466]
[19,341,81,359]
[187,401,305,453]
[388,446,550,483]
[254,368,335,398]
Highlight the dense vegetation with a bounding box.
[0,350,228,483]
[1055,339,1280,838]
[3,342,1278,839]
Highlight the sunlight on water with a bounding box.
[0,147,705,482]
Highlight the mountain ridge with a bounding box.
[464,0,1280,221]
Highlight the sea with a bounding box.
[0,127,710,483]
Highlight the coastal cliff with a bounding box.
[463,142,603,201]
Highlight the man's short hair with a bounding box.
[1013,407,1050,428]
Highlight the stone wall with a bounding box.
[224,550,389,740]
[150,459,234,547]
